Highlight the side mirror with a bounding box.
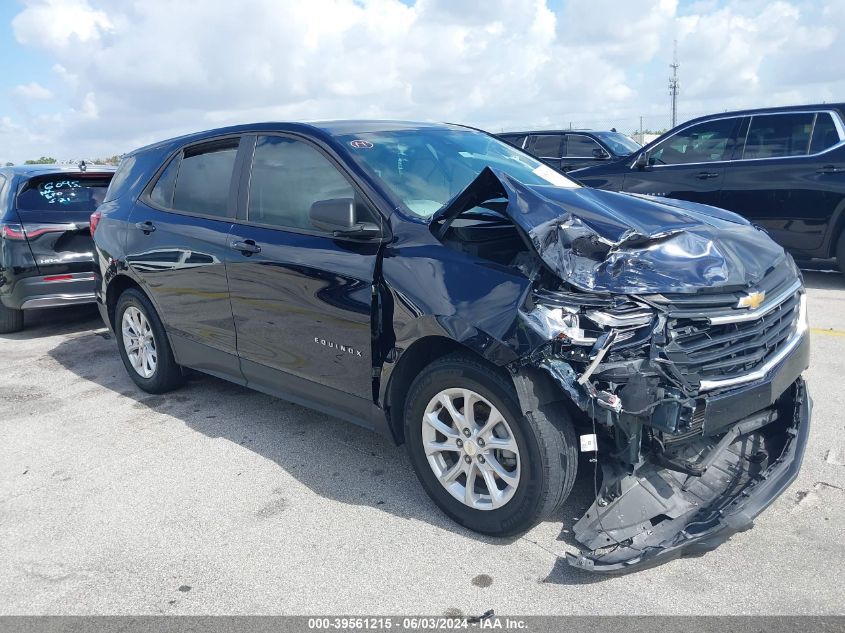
[592,148,610,159]
[309,198,381,238]
[634,151,649,170]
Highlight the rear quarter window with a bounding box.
[809,113,842,154]
[16,175,112,212]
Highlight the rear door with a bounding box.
[226,134,383,425]
[527,134,565,170]
[125,137,243,378]
[14,172,111,277]
[720,110,845,256]
[623,116,742,207]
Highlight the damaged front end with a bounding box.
[435,168,812,573]
[518,279,810,573]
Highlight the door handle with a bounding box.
[230,239,261,255]
[134,221,156,234]
[817,165,845,174]
[695,171,721,180]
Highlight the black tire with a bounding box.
[0,303,24,334]
[115,288,184,393]
[404,353,578,537]
[837,231,845,276]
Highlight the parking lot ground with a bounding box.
[1,269,844,616]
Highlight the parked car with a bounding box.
[497,129,641,172]
[571,104,845,272]
[93,121,810,573]
[0,164,114,333]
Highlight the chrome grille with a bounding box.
[661,290,801,388]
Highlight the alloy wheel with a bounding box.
[422,388,521,510]
[121,306,157,379]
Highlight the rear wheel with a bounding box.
[404,354,578,537]
[0,303,24,334]
[115,288,183,393]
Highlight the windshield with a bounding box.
[593,132,641,156]
[336,127,578,219]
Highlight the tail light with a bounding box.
[89,210,102,238]
[0,223,26,240]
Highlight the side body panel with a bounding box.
[621,163,726,207]
[226,223,381,419]
[376,217,531,409]
[721,143,845,257]
[124,201,238,376]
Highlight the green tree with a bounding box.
[24,156,57,165]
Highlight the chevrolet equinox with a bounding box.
[93,121,811,573]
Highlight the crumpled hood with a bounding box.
[433,168,788,294]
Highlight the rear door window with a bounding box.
[149,139,239,217]
[809,113,842,154]
[16,175,111,212]
[742,113,815,159]
[529,134,564,159]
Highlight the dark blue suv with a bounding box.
[93,121,811,573]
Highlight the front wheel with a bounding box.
[115,288,184,393]
[404,354,578,537]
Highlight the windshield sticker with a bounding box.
[532,164,579,188]
[350,140,374,149]
[38,180,84,204]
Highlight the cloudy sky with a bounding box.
[0,0,842,163]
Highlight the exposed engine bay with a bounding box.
[431,167,812,573]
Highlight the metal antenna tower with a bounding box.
[669,40,680,127]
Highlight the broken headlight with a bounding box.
[522,298,654,345]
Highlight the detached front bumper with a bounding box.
[566,378,812,574]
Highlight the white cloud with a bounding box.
[12,82,54,101]
[1,0,843,163]
[11,0,112,51]
[52,63,79,88]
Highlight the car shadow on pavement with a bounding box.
[46,326,605,586]
[0,305,102,341]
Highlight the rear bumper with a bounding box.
[566,333,812,574]
[0,273,96,310]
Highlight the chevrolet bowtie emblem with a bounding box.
[738,290,766,310]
